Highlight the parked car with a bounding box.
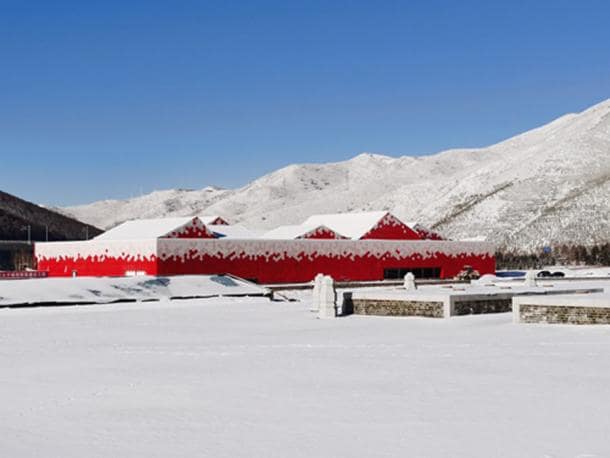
[455,265,481,281]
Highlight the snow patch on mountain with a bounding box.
[62,186,229,230]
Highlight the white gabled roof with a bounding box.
[262,225,305,240]
[262,224,309,240]
[302,211,389,240]
[95,217,199,241]
[207,224,262,239]
[262,223,345,240]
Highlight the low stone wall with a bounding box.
[350,287,606,320]
[519,304,610,325]
[0,270,48,280]
[352,299,444,318]
[453,299,512,316]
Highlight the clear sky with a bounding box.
[1,0,609,206]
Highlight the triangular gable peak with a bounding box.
[297,225,348,240]
[199,215,230,226]
[303,211,387,240]
[164,217,216,239]
[359,213,421,240]
[303,211,420,240]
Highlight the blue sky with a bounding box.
[1,0,609,206]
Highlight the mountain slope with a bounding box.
[58,186,228,230]
[63,99,610,250]
[0,191,102,241]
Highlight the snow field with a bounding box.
[2,296,610,457]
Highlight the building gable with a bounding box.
[297,225,348,240]
[164,218,216,239]
[360,213,421,240]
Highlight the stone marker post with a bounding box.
[311,273,324,312]
[318,275,337,319]
[524,270,537,287]
[403,272,416,290]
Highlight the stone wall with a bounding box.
[453,299,512,316]
[519,304,610,325]
[352,299,444,318]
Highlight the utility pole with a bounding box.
[45,225,49,242]
[83,226,89,240]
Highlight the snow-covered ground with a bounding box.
[2,296,610,457]
[0,275,269,307]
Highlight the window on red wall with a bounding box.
[383,267,441,279]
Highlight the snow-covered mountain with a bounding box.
[63,99,610,250]
[59,186,229,231]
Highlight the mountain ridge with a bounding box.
[0,190,102,242]
[62,99,610,250]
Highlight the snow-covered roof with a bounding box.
[261,223,344,240]
[302,211,390,240]
[199,215,229,225]
[95,217,201,241]
[207,224,262,239]
[260,224,330,240]
[263,225,311,240]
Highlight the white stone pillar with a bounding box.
[403,272,416,290]
[311,273,324,312]
[318,275,337,319]
[524,270,537,287]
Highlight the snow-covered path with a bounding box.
[1,298,610,457]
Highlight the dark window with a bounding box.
[383,267,441,280]
[0,250,12,270]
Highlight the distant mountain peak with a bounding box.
[64,101,610,249]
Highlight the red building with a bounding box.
[35,212,495,283]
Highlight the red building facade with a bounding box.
[35,213,495,283]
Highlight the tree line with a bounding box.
[496,243,610,270]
